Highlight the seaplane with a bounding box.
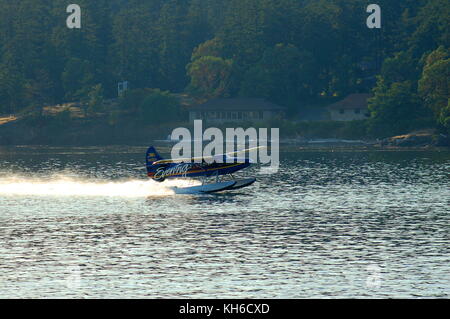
[145,146,257,194]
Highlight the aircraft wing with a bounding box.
[224,146,266,157]
[153,155,216,165]
[152,146,266,165]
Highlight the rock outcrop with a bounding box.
[381,130,449,148]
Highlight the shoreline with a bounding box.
[1,143,449,153]
[0,116,448,150]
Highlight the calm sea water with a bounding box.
[0,145,449,298]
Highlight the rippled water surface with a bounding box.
[0,146,449,298]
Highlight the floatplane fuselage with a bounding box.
[145,146,256,194]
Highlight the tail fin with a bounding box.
[146,146,163,171]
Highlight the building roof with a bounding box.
[190,98,286,111]
[327,93,372,110]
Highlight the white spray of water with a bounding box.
[0,175,200,197]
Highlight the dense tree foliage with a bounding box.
[186,55,234,99]
[419,46,450,133]
[0,0,448,135]
[368,80,432,137]
[119,88,182,124]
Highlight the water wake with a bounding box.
[0,175,199,197]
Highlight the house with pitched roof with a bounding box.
[188,98,286,123]
[327,93,372,121]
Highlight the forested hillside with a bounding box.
[0,0,448,137]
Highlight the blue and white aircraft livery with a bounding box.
[145,146,256,194]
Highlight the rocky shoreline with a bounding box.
[275,130,449,149]
[378,130,450,148]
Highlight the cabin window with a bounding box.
[238,112,242,119]
[339,109,345,114]
[259,111,264,119]
[354,109,361,114]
